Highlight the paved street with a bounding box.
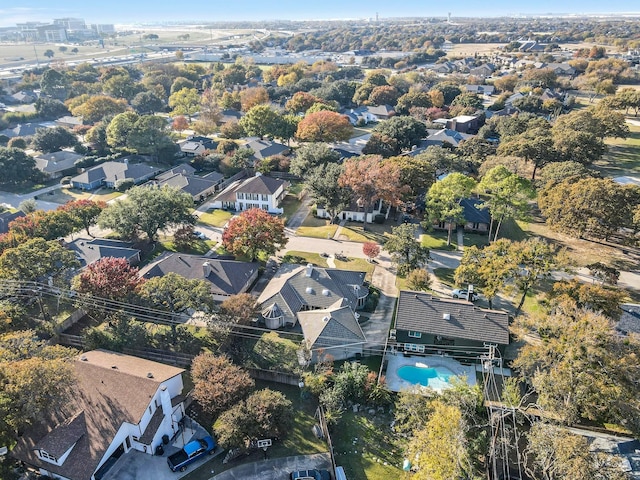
[210,453,331,480]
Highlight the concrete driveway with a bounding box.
[211,453,332,480]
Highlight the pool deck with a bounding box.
[384,352,477,393]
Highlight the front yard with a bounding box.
[197,209,232,228]
[44,187,123,204]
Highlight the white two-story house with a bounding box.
[209,172,288,214]
[11,350,187,480]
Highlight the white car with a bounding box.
[193,231,207,240]
[452,289,478,301]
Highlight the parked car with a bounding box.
[290,470,331,480]
[192,231,207,240]
[451,289,478,301]
[167,436,216,472]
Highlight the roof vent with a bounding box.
[322,289,330,296]
[305,287,314,294]
[443,313,451,321]
[322,316,330,322]
[80,355,88,361]
[111,365,118,369]
[305,263,313,277]
[147,372,154,378]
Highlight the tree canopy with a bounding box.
[222,208,287,261]
[385,223,430,275]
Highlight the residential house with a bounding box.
[10,90,37,104]
[534,62,576,76]
[217,109,243,125]
[0,210,25,234]
[297,304,366,363]
[394,290,510,356]
[316,197,390,224]
[424,128,473,148]
[70,161,161,190]
[146,164,224,202]
[343,107,377,126]
[469,63,495,78]
[465,84,495,97]
[11,350,188,480]
[0,122,45,139]
[209,172,288,214]
[329,133,371,158]
[365,105,395,120]
[431,61,457,74]
[518,40,546,53]
[65,238,141,268]
[245,138,290,163]
[504,91,526,107]
[178,136,217,156]
[139,252,259,302]
[434,115,482,134]
[34,150,84,179]
[433,197,491,233]
[55,116,84,129]
[258,263,369,330]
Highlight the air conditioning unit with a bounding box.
[389,329,396,340]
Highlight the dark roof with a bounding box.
[156,163,197,181]
[298,305,366,350]
[11,350,183,480]
[35,151,85,174]
[0,210,25,234]
[214,174,286,203]
[66,238,140,267]
[395,290,510,345]
[258,264,368,326]
[139,252,259,297]
[71,161,160,185]
[460,198,491,224]
[152,173,222,197]
[245,139,289,160]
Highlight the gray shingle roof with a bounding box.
[66,238,140,267]
[460,198,491,224]
[139,252,258,297]
[258,264,368,326]
[245,139,289,160]
[156,163,196,181]
[298,305,366,349]
[395,290,509,345]
[71,161,160,185]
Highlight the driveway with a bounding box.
[211,453,331,480]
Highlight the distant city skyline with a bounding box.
[1,0,639,28]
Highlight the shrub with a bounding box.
[115,178,135,192]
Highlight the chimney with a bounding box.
[160,384,172,417]
[305,263,313,277]
[203,262,212,277]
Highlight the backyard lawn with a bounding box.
[332,411,405,480]
[44,187,123,204]
[183,380,327,480]
[594,123,640,178]
[197,209,232,227]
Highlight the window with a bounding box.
[237,193,244,199]
[39,450,58,463]
[404,343,425,353]
[408,331,422,339]
[261,194,268,201]
[261,205,269,211]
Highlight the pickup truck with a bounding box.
[167,436,216,472]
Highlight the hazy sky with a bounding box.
[1,0,639,26]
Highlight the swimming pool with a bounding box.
[397,364,458,389]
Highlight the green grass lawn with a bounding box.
[433,268,456,287]
[420,232,454,250]
[282,251,330,268]
[183,380,327,480]
[281,194,302,225]
[297,214,339,239]
[334,257,376,281]
[197,209,232,227]
[332,411,405,480]
[595,124,640,177]
[340,222,390,244]
[45,187,123,204]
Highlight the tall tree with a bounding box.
[289,143,340,178]
[385,223,430,276]
[367,116,426,156]
[222,208,288,261]
[305,163,352,223]
[339,155,405,229]
[0,331,77,443]
[32,126,78,153]
[0,147,40,185]
[295,110,353,143]
[239,104,284,139]
[168,87,200,121]
[60,199,106,236]
[191,353,254,417]
[477,166,535,241]
[0,238,79,285]
[70,95,128,123]
[513,303,640,435]
[131,90,165,114]
[98,186,194,241]
[425,173,477,246]
[72,257,144,301]
[139,273,215,315]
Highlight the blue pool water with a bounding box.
[397,365,457,387]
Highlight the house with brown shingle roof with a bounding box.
[394,291,509,358]
[11,350,187,480]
